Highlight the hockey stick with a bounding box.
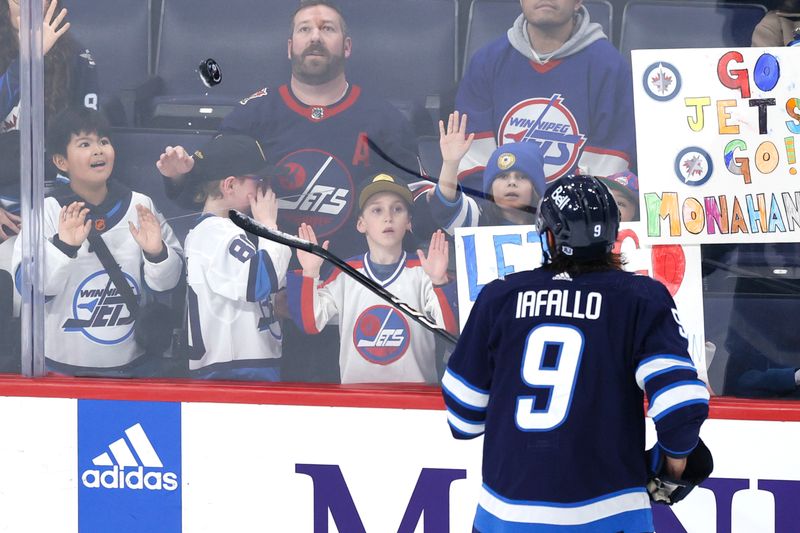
[229,210,458,345]
[365,137,491,201]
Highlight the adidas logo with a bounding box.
[81,423,178,491]
[552,272,573,281]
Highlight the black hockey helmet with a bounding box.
[536,175,620,263]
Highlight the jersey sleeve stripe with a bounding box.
[657,440,699,458]
[446,409,485,436]
[635,356,697,389]
[442,368,490,409]
[300,276,320,334]
[647,381,709,420]
[246,250,276,302]
[652,399,710,423]
[477,484,651,526]
[442,389,488,417]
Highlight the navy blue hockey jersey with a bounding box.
[218,84,422,259]
[455,36,635,193]
[442,268,709,532]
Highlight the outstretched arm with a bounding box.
[417,229,449,285]
[437,111,474,202]
[156,145,195,180]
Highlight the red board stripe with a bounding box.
[0,375,798,420]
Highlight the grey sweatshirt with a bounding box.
[507,5,607,64]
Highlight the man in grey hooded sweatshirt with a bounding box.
[454,0,636,198]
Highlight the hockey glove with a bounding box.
[646,438,713,505]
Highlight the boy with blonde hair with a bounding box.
[289,173,457,384]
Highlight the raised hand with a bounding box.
[43,1,70,56]
[436,111,474,202]
[156,145,195,179]
[0,207,21,241]
[439,111,474,164]
[129,204,165,257]
[297,223,328,278]
[250,187,278,229]
[57,201,91,247]
[417,229,449,285]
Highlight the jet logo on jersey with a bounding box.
[240,87,269,105]
[353,305,410,364]
[276,149,354,238]
[63,270,139,345]
[498,94,586,181]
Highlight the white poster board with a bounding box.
[454,223,708,378]
[632,47,800,244]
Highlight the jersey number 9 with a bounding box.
[515,324,584,431]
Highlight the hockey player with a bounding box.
[12,108,183,375]
[288,173,457,384]
[442,175,710,531]
[422,111,547,235]
[455,0,635,195]
[183,134,291,381]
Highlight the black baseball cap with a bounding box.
[187,134,280,182]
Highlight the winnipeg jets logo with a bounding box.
[674,147,713,186]
[498,94,586,181]
[63,270,139,345]
[353,305,410,365]
[643,62,681,101]
[275,149,353,238]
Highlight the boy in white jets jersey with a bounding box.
[288,173,458,384]
[183,134,291,381]
[13,108,183,375]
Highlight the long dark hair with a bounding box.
[539,228,626,276]
[0,1,76,119]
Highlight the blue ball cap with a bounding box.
[483,142,547,202]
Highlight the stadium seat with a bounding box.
[146,0,295,129]
[110,128,214,243]
[418,136,443,179]
[620,1,767,60]
[147,0,456,134]
[702,242,800,396]
[61,0,152,124]
[336,0,458,134]
[463,0,614,73]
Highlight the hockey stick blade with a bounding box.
[229,210,458,345]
